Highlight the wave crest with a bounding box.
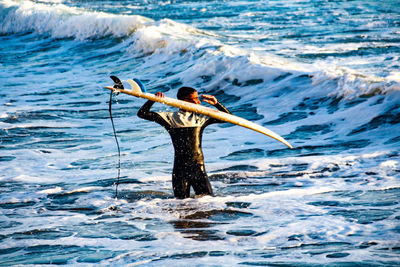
[0,0,152,39]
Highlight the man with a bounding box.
[137,87,231,199]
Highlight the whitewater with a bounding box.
[0,0,399,265]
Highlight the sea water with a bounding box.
[0,0,399,265]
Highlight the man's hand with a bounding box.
[201,94,218,106]
[155,92,165,98]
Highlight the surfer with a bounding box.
[137,87,231,199]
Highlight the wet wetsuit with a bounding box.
[137,100,230,199]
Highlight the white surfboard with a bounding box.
[106,79,293,149]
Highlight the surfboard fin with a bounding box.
[127,79,147,94]
[110,75,124,89]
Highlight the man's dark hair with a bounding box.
[177,86,197,100]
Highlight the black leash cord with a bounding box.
[108,91,121,199]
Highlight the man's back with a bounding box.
[137,89,230,198]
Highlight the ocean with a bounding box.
[1,0,399,265]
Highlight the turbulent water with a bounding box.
[1,0,400,265]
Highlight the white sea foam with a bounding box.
[10,174,55,183]
[38,186,63,194]
[387,72,400,83]
[0,0,152,39]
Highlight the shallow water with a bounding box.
[1,0,400,265]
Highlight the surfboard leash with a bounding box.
[107,76,144,200]
[108,89,121,199]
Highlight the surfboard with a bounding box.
[105,77,293,149]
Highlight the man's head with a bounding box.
[177,86,201,104]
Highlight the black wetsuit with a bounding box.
[137,100,230,199]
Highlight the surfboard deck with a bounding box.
[106,77,293,149]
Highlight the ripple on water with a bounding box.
[9,228,73,240]
[171,220,226,241]
[0,244,117,265]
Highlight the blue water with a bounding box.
[1,0,400,265]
